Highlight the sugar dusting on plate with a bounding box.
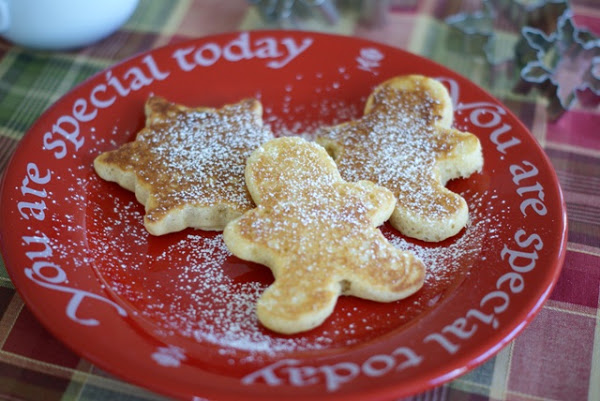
[76,89,506,360]
[81,164,505,360]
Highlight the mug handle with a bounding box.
[0,0,9,32]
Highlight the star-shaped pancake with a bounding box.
[224,137,425,334]
[316,75,483,242]
[94,96,274,235]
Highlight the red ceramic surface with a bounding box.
[0,32,567,401]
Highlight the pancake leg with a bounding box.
[256,270,340,334]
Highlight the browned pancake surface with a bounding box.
[316,75,483,242]
[94,96,273,235]
[224,137,425,334]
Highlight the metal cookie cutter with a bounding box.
[445,1,499,64]
[247,0,398,29]
[247,0,341,27]
[489,0,569,34]
[516,8,600,119]
[445,0,568,65]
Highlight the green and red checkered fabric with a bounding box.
[0,0,599,400]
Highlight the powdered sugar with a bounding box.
[265,97,361,139]
[81,158,503,361]
[76,82,497,360]
[83,181,336,355]
[96,98,273,228]
[387,188,507,286]
[316,82,480,221]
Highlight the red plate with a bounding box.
[0,32,567,400]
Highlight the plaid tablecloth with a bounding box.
[0,0,598,400]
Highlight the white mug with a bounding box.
[0,0,139,50]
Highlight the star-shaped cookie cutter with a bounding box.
[445,0,568,65]
[516,8,600,119]
[445,1,499,64]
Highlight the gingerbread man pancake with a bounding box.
[223,137,425,334]
[94,96,273,235]
[316,75,483,242]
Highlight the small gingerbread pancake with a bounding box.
[223,137,425,334]
[94,96,273,235]
[316,75,483,242]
